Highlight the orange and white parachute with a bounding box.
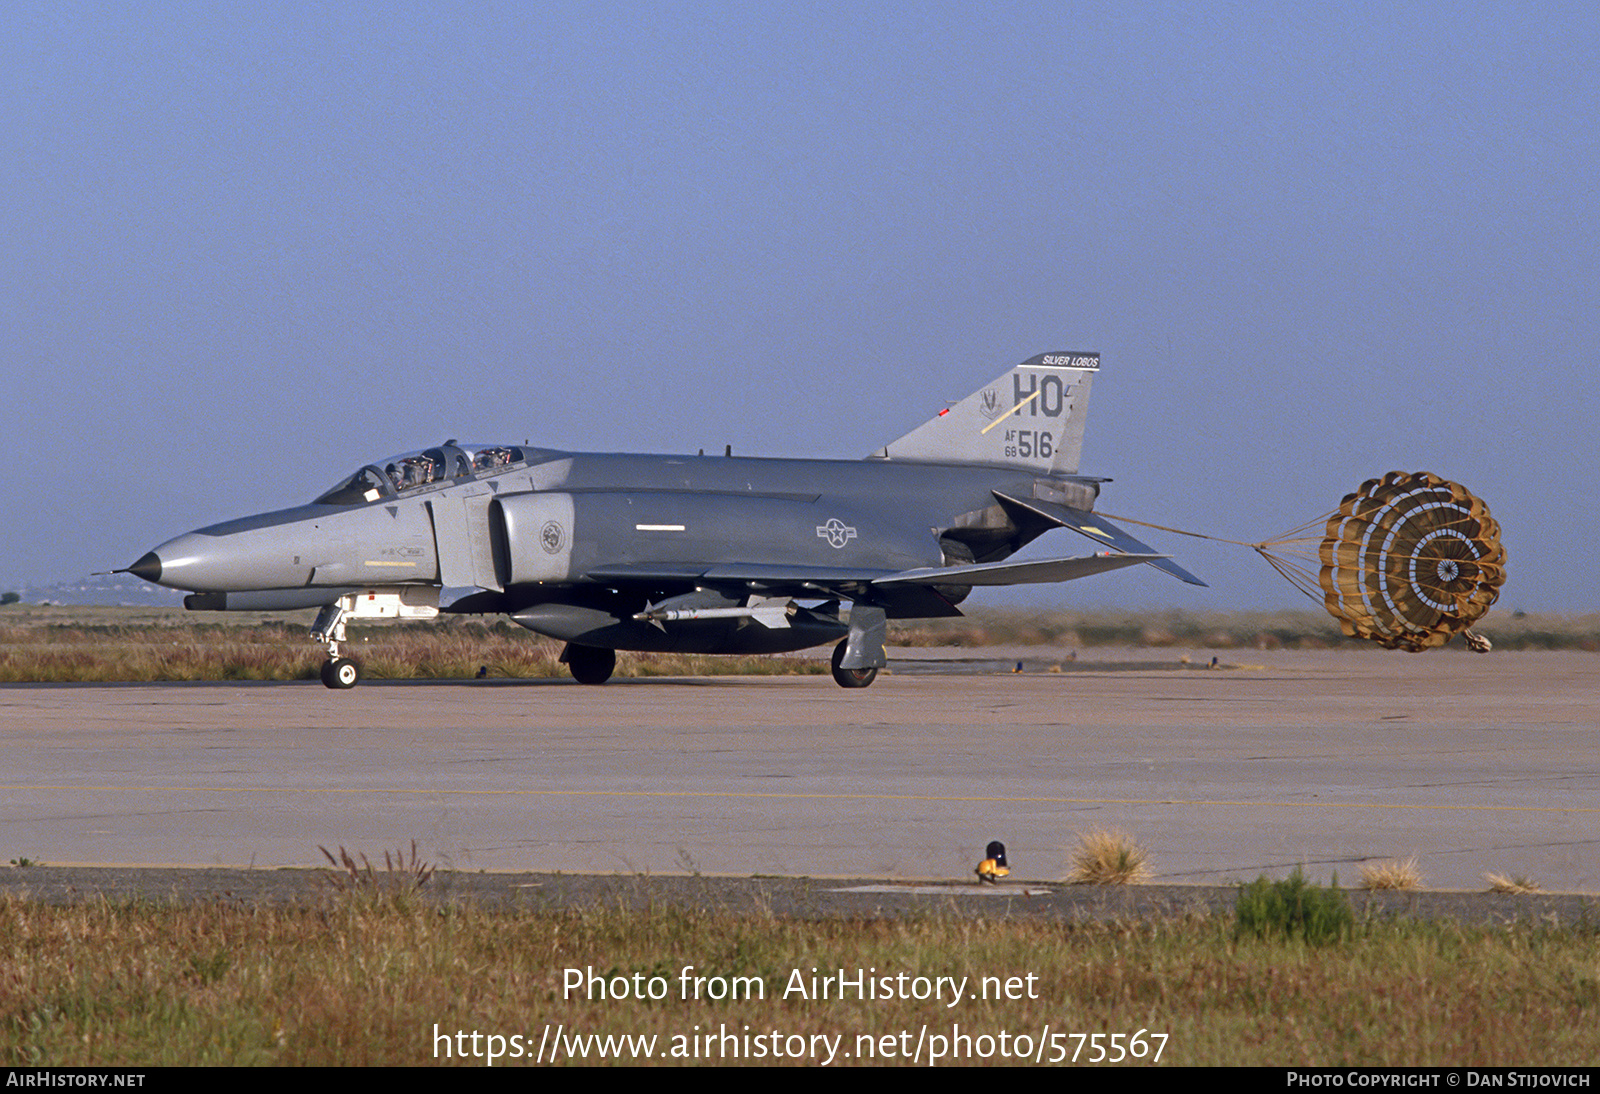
[1108,471,1507,651]
[1252,472,1507,650]
[1316,472,1506,650]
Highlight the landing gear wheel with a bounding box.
[321,657,360,690]
[566,645,616,686]
[831,640,878,689]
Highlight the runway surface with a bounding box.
[2,647,1595,893]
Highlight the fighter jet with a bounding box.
[123,351,1203,689]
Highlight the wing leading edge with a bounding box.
[584,551,1164,596]
[872,552,1162,587]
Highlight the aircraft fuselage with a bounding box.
[123,352,1200,687]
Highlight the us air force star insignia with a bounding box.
[816,518,857,549]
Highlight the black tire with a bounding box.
[321,657,360,690]
[566,645,616,686]
[830,640,878,689]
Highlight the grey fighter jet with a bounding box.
[123,352,1203,689]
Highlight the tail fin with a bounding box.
[868,351,1099,474]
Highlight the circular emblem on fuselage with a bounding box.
[540,520,565,555]
[816,517,858,550]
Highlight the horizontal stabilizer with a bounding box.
[875,552,1162,588]
[993,491,1208,587]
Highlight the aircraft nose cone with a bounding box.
[126,551,163,583]
[127,524,326,592]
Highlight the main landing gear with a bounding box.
[562,643,616,685]
[831,639,879,689]
[830,604,886,688]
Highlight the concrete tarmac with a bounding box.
[1,647,1595,893]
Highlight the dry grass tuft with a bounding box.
[319,841,436,895]
[1068,828,1152,885]
[1484,872,1542,894]
[1358,857,1423,891]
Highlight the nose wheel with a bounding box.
[320,657,361,689]
[312,599,361,689]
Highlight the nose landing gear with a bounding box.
[311,599,359,690]
[320,657,361,689]
[309,588,442,689]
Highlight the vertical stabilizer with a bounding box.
[870,351,1099,473]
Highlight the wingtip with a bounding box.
[1147,557,1207,587]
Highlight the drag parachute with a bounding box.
[1106,471,1507,652]
[1313,472,1506,651]
[1245,472,1506,650]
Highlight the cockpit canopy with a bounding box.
[314,443,529,505]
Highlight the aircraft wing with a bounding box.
[581,552,1158,619]
[581,560,934,611]
[584,562,897,585]
[993,491,1208,587]
[587,553,1160,592]
[873,552,1163,587]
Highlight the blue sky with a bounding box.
[5,2,1594,612]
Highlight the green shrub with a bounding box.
[1236,867,1354,945]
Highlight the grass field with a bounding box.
[1,605,1593,683]
[5,886,1598,1066]
[0,610,823,683]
